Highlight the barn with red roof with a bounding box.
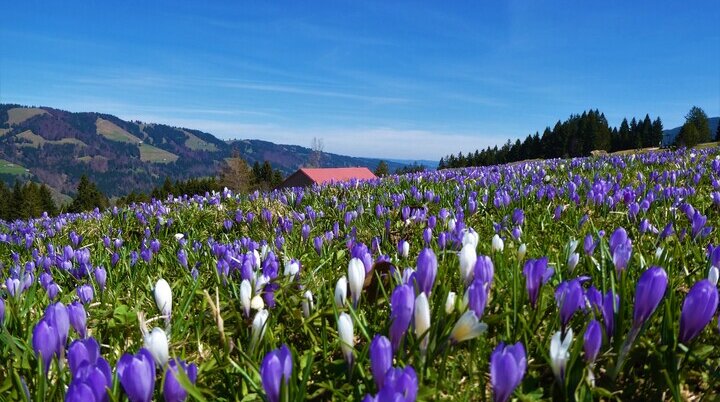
[280,167,377,188]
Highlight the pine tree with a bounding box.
[374,160,389,177]
[219,156,253,193]
[652,117,664,147]
[69,175,109,213]
[39,185,57,216]
[716,119,720,141]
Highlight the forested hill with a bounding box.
[0,104,404,197]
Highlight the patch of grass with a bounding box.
[0,158,30,175]
[139,143,179,163]
[6,107,48,126]
[184,131,218,151]
[17,130,87,148]
[96,118,143,144]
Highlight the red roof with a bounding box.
[300,167,377,184]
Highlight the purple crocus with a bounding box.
[365,366,418,402]
[583,319,602,363]
[415,248,437,295]
[632,266,668,329]
[490,342,527,402]
[164,358,199,402]
[370,335,393,389]
[466,279,488,319]
[94,267,107,291]
[32,318,58,373]
[389,284,415,352]
[474,255,494,285]
[117,348,156,402]
[45,302,70,355]
[679,279,718,343]
[77,285,94,304]
[555,279,585,329]
[67,337,100,375]
[583,234,596,256]
[260,344,293,402]
[67,356,113,402]
[0,298,4,325]
[522,257,554,308]
[67,301,87,338]
[601,290,618,338]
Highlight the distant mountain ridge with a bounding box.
[662,117,719,145]
[0,104,407,197]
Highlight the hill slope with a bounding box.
[0,104,406,197]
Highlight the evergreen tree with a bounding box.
[684,106,711,143]
[716,119,720,141]
[38,184,57,216]
[374,160,389,177]
[69,175,109,213]
[9,181,25,220]
[652,117,664,147]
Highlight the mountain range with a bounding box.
[0,104,416,198]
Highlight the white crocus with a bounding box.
[284,260,300,277]
[449,311,487,343]
[154,278,172,320]
[143,327,169,367]
[414,292,431,353]
[445,291,457,314]
[462,229,479,248]
[550,329,573,383]
[250,309,269,350]
[518,243,527,261]
[250,295,265,311]
[240,279,252,317]
[491,234,504,253]
[174,233,184,241]
[447,218,457,232]
[348,258,365,308]
[458,243,477,286]
[400,241,410,258]
[253,249,261,269]
[338,312,354,365]
[709,266,719,286]
[334,276,348,308]
[302,290,314,318]
[567,253,579,273]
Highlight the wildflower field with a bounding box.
[2,147,720,401]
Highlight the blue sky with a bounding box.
[1,1,718,160]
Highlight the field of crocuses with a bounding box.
[2,147,720,401]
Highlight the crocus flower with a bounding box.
[251,309,270,350]
[490,342,526,402]
[45,302,70,355]
[601,290,618,338]
[68,354,112,402]
[415,248,437,295]
[240,280,252,317]
[0,298,4,325]
[77,284,94,304]
[679,279,718,343]
[117,348,155,402]
[94,267,107,291]
[710,266,719,286]
[414,292,431,353]
[491,234,504,253]
[458,243,477,285]
[523,257,554,308]
[33,318,58,373]
[334,276,347,308]
[143,327,169,367]
[474,255,494,286]
[338,312,354,366]
[67,337,100,375]
[583,320,602,364]
[365,366,418,402]
[348,258,365,308]
[164,358,199,402]
[583,234,596,256]
[517,243,527,261]
[555,279,585,329]
[466,279,488,319]
[370,335,393,389]
[260,345,292,402]
[449,310,487,344]
[398,240,410,258]
[65,382,97,402]
[154,278,172,319]
[67,301,87,338]
[632,266,668,329]
[567,253,579,273]
[550,329,573,383]
[445,291,456,314]
[389,284,414,352]
[302,290,314,318]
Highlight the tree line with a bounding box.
[439,110,665,168]
[0,157,286,221]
